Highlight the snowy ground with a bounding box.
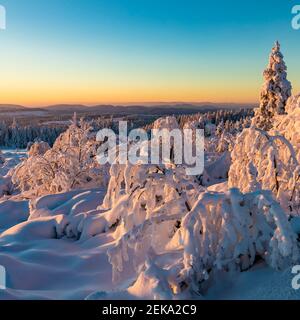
[0,189,298,300]
[0,149,27,176]
[0,186,113,300]
[0,196,298,300]
[0,149,113,299]
[0,149,299,300]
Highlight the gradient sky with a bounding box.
[0,0,299,106]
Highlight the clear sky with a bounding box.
[0,0,299,106]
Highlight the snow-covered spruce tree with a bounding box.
[228,127,300,215]
[216,132,235,153]
[12,118,110,196]
[252,41,292,131]
[216,120,224,137]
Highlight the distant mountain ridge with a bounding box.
[0,103,256,118]
[42,102,255,111]
[0,104,28,111]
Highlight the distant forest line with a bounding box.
[0,108,254,149]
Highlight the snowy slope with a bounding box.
[0,187,112,300]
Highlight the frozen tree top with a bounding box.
[252,41,292,130]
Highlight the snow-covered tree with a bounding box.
[216,120,224,137]
[216,132,234,153]
[229,127,300,214]
[272,94,300,163]
[106,186,299,297]
[12,118,110,196]
[252,41,292,131]
[28,141,50,157]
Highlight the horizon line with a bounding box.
[0,101,259,108]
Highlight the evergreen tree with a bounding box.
[252,41,292,130]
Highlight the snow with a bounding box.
[201,151,231,186]
[0,231,114,300]
[205,263,300,300]
[0,199,29,233]
[0,45,299,300]
[29,188,105,220]
[0,187,113,300]
[0,149,27,197]
[87,262,300,300]
[252,41,292,131]
[0,149,27,176]
[0,114,299,300]
[229,127,300,215]
[11,119,110,197]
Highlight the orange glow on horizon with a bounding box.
[0,85,261,107]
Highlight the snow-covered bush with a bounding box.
[272,94,300,163]
[252,41,292,131]
[152,116,180,130]
[229,127,300,214]
[65,120,299,297]
[0,150,26,197]
[181,117,231,184]
[178,189,298,287]
[216,132,235,153]
[101,161,203,236]
[101,159,203,282]
[107,188,299,298]
[200,151,231,186]
[28,141,50,157]
[12,118,110,197]
[285,94,300,114]
[204,122,216,137]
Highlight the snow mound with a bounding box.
[29,188,105,220]
[0,188,113,300]
[0,199,29,233]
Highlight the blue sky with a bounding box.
[0,0,299,105]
